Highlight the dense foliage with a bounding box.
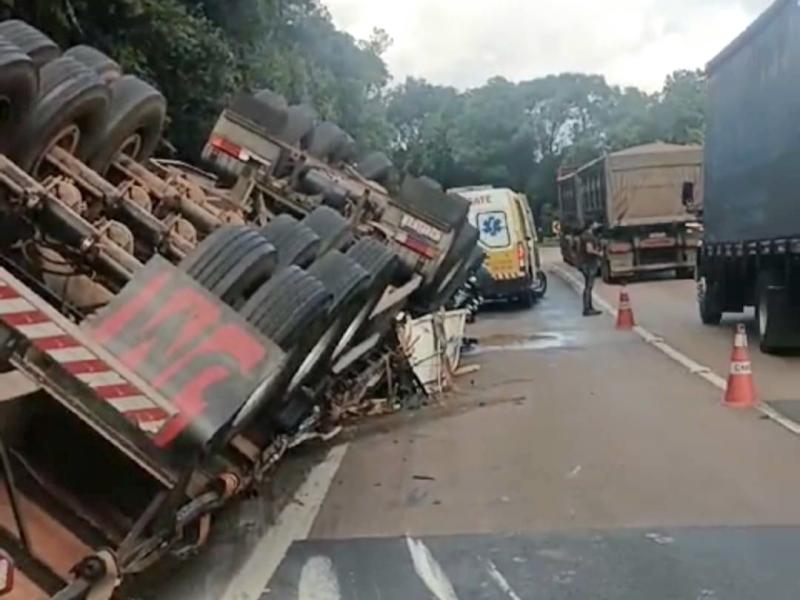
[2,0,706,226]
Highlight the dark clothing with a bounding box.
[580,262,597,313]
[578,229,601,314]
[578,229,601,272]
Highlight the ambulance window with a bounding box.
[476,211,511,248]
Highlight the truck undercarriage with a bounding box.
[0,20,481,598]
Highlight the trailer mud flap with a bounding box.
[85,256,285,459]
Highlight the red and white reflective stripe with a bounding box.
[730,361,752,375]
[0,549,13,595]
[0,280,169,435]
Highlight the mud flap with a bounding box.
[84,256,286,465]
[762,285,800,350]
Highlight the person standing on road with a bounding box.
[579,222,603,316]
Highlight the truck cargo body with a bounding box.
[557,143,702,282]
[698,0,800,351]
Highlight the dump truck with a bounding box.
[557,142,703,283]
[697,0,800,352]
[0,19,477,598]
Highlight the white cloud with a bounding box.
[325,0,773,91]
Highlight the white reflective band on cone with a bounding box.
[730,361,752,375]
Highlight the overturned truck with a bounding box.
[0,20,480,599]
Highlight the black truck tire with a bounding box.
[0,21,60,68]
[307,121,348,162]
[87,75,167,174]
[355,151,393,183]
[698,273,723,326]
[755,271,796,354]
[302,206,353,253]
[273,252,372,434]
[180,226,278,307]
[279,104,317,147]
[298,169,350,212]
[240,266,331,350]
[260,215,322,269]
[331,238,399,359]
[399,175,470,231]
[331,133,357,164]
[286,252,371,390]
[250,88,289,134]
[414,224,479,311]
[0,40,38,153]
[14,56,110,175]
[238,267,332,426]
[64,45,121,81]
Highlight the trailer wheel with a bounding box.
[307,121,348,162]
[355,151,393,184]
[331,132,357,164]
[414,224,479,311]
[279,104,317,147]
[0,21,60,68]
[332,238,399,358]
[302,206,353,253]
[236,267,332,426]
[64,45,121,82]
[0,40,38,153]
[399,175,470,231]
[252,88,289,134]
[288,251,371,388]
[756,272,792,354]
[14,56,109,176]
[181,226,277,307]
[86,75,166,174]
[261,215,321,268]
[698,273,723,326]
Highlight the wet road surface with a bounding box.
[245,272,800,599]
[550,248,800,420]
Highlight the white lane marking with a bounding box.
[222,444,349,600]
[406,536,459,600]
[486,560,523,600]
[15,322,64,339]
[549,265,800,436]
[298,556,341,600]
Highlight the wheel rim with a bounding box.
[332,300,374,360]
[288,318,341,392]
[32,124,81,178]
[118,132,143,160]
[437,259,464,293]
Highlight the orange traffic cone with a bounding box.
[616,287,636,330]
[724,324,758,408]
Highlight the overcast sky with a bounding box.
[325,0,773,91]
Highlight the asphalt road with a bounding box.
[553,248,800,418]
[250,268,800,599]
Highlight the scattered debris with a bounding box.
[413,475,436,482]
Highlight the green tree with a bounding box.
[653,69,706,144]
